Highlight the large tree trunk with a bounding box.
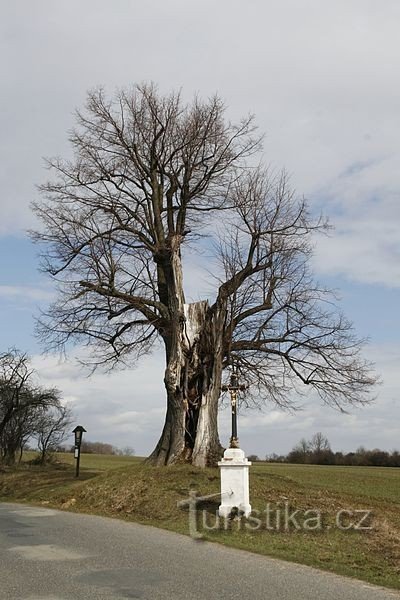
[148,240,226,467]
[148,299,226,466]
[148,299,226,467]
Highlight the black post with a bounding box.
[75,446,80,478]
[229,371,239,448]
[231,395,238,443]
[72,425,86,478]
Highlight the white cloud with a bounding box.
[311,154,400,287]
[0,286,54,302]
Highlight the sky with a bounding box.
[1,0,399,457]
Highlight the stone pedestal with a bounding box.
[218,447,252,518]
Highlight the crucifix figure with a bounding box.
[221,365,246,448]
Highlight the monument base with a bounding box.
[218,447,252,518]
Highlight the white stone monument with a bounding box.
[218,367,252,518]
[218,447,252,517]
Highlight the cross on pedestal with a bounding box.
[221,367,246,449]
[219,366,251,518]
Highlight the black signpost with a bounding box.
[73,425,87,478]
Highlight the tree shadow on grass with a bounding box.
[0,463,100,501]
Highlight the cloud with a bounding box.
[311,153,400,287]
[0,285,54,302]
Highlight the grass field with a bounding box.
[1,453,399,590]
[22,450,142,471]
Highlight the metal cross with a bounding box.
[221,366,246,448]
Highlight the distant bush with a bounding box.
[248,454,260,462]
[69,440,136,456]
[265,453,286,463]
[71,440,116,455]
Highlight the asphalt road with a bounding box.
[0,502,399,600]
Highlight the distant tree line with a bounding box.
[0,349,72,466]
[61,440,136,456]
[250,432,400,467]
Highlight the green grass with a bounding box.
[252,462,400,503]
[1,453,399,590]
[22,450,142,471]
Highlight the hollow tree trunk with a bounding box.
[147,237,227,467]
[148,298,226,467]
[191,301,226,467]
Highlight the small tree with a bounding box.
[309,432,330,453]
[0,350,60,466]
[121,446,136,456]
[32,84,378,466]
[287,438,310,464]
[288,433,334,464]
[35,404,73,464]
[2,403,38,465]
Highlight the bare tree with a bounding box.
[0,349,60,465]
[121,446,136,456]
[31,84,377,467]
[1,402,38,465]
[35,404,73,464]
[309,432,331,454]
